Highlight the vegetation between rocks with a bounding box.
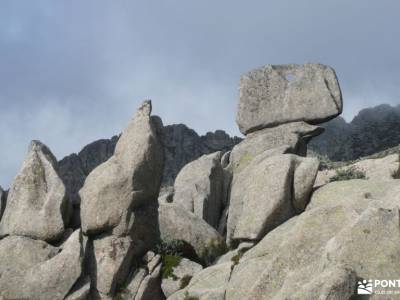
[199,238,229,266]
[161,255,181,280]
[180,275,193,289]
[329,166,367,182]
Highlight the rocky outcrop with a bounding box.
[119,251,164,300]
[0,230,84,300]
[79,101,165,299]
[0,235,59,271]
[237,63,342,134]
[227,153,319,244]
[169,262,233,300]
[0,140,69,242]
[88,235,137,297]
[161,258,203,298]
[59,125,240,203]
[158,203,222,256]
[173,152,225,228]
[80,100,164,236]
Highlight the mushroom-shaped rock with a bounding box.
[80,100,164,236]
[0,230,84,300]
[227,153,319,244]
[173,151,225,228]
[0,140,69,242]
[237,63,342,135]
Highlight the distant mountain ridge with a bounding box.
[59,124,241,201]
[309,104,400,161]
[59,103,400,201]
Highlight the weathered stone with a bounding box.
[308,179,400,212]
[159,203,222,256]
[0,140,69,242]
[173,152,225,228]
[225,206,358,300]
[223,201,400,300]
[169,262,232,300]
[227,153,319,243]
[293,156,320,212]
[118,251,163,300]
[135,264,164,300]
[123,268,148,299]
[0,235,58,271]
[161,258,203,297]
[237,63,342,134]
[322,207,400,282]
[0,230,83,300]
[273,265,356,300]
[65,276,91,300]
[216,242,254,264]
[229,122,322,173]
[80,100,164,236]
[89,235,137,297]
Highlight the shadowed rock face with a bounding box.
[0,140,69,242]
[0,186,6,221]
[173,151,225,229]
[237,63,342,135]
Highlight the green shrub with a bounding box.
[329,166,366,182]
[231,253,241,266]
[155,240,187,257]
[180,275,193,289]
[161,255,181,280]
[199,238,229,266]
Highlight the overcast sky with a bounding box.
[1,0,400,187]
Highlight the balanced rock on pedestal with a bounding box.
[229,121,323,173]
[227,153,319,244]
[0,140,69,242]
[237,63,342,135]
[80,100,164,237]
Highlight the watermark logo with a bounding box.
[357,279,400,295]
[357,280,373,295]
